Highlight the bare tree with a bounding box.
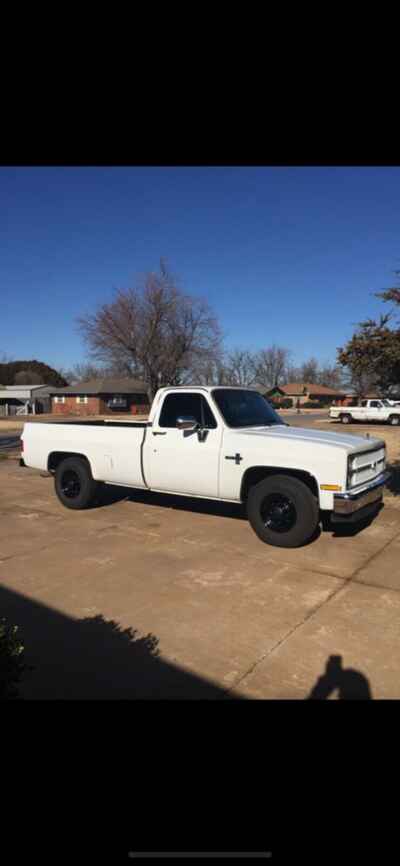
[318,363,344,390]
[185,352,230,386]
[77,261,222,400]
[253,345,292,389]
[286,364,303,383]
[300,357,320,383]
[223,348,257,386]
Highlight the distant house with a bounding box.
[50,378,150,416]
[0,384,53,416]
[339,390,381,406]
[264,382,349,407]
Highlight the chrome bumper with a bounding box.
[333,471,390,516]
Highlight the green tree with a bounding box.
[337,271,400,397]
[0,360,67,388]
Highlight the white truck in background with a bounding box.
[20,386,389,549]
[330,399,400,426]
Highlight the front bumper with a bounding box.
[333,470,390,517]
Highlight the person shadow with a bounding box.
[307,654,372,699]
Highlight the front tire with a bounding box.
[389,415,400,426]
[247,474,319,548]
[341,414,352,424]
[55,456,99,509]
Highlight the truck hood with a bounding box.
[232,424,385,455]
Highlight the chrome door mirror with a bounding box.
[176,416,199,431]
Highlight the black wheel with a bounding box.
[341,414,352,424]
[247,474,319,548]
[389,415,400,426]
[55,456,99,510]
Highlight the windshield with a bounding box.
[211,388,285,428]
[382,400,391,406]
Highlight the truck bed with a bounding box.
[21,420,150,488]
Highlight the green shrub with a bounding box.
[0,618,30,699]
[269,398,293,409]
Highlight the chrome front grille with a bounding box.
[348,447,386,488]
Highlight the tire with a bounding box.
[247,474,319,548]
[54,456,99,510]
[389,415,400,426]
[341,414,352,424]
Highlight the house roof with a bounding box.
[280,382,347,396]
[0,384,51,400]
[50,378,149,396]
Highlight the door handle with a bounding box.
[152,431,167,436]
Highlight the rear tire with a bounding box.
[55,456,99,510]
[389,415,400,426]
[341,414,352,424]
[247,474,319,548]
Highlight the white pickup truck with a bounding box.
[330,399,400,426]
[20,386,390,548]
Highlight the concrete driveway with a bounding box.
[1,458,400,699]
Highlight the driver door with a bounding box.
[146,392,222,497]
[367,400,384,422]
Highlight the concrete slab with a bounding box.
[238,582,400,699]
[354,532,400,591]
[1,460,400,698]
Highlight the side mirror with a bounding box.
[176,416,199,431]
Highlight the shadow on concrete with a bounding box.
[386,461,400,496]
[0,584,241,700]
[97,484,326,545]
[1,586,376,702]
[97,483,248,521]
[95,484,385,543]
[307,654,372,699]
[320,502,384,538]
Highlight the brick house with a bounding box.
[50,378,150,416]
[265,382,349,407]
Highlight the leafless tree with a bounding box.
[318,363,344,390]
[185,352,230,386]
[285,364,302,383]
[224,348,257,386]
[299,356,320,383]
[77,261,222,400]
[253,345,292,389]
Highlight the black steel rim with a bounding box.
[260,493,297,533]
[61,469,81,499]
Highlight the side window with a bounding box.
[159,394,202,428]
[158,394,217,428]
[370,401,380,408]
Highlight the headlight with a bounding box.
[347,455,357,486]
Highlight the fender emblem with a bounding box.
[225,453,243,465]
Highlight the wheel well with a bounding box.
[240,466,319,503]
[48,451,92,474]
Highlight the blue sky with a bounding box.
[1,166,399,372]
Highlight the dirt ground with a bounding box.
[1,414,400,699]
